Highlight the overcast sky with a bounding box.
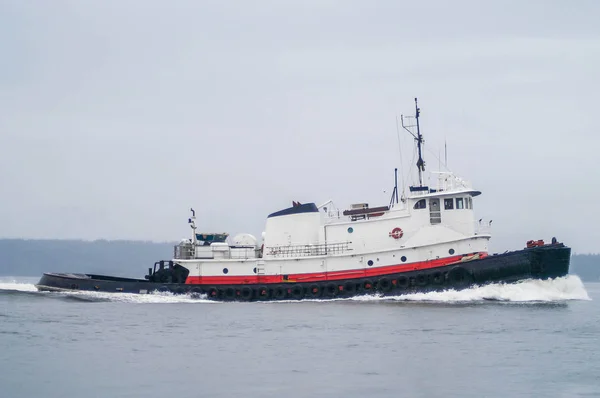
[1,0,599,254]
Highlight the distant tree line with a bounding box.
[0,239,175,278]
[569,254,600,282]
[0,239,598,281]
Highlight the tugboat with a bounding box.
[35,99,571,301]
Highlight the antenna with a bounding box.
[395,115,406,200]
[389,168,399,208]
[401,97,426,187]
[444,139,448,168]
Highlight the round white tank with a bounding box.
[232,233,257,247]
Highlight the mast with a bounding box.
[394,167,398,203]
[414,98,425,186]
[401,97,426,187]
[189,208,197,245]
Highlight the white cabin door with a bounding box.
[256,260,265,282]
[429,198,441,224]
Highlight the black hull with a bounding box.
[35,243,571,301]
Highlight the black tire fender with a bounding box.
[448,266,473,285]
[273,286,287,300]
[291,285,304,300]
[325,283,338,296]
[308,284,321,298]
[343,281,356,294]
[224,287,236,299]
[257,286,269,300]
[378,277,392,292]
[396,276,408,289]
[363,279,374,291]
[241,287,253,300]
[416,274,428,286]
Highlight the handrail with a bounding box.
[265,241,352,258]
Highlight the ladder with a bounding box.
[256,261,266,276]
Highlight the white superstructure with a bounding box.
[173,99,492,285]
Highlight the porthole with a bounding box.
[253,267,257,274]
[449,249,455,255]
[367,260,374,266]
[347,227,354,233]
[401,256,407,262]
[223,268,229,274]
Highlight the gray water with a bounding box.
[0,276,598,398]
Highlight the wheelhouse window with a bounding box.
[413,199,426,209]
[444,198,454,210]
[466,197,473,209]
[456,197,464,209]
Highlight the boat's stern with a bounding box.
[35,272,91,292]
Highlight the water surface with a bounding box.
[0,275,597,398]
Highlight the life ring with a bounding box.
[389,227,404,239]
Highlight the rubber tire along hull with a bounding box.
[35,244,571,301]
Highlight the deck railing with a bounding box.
[475,220,492,236]
[265,241,352,258]
[174,244,195,260]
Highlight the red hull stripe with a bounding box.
[185,252,487,285]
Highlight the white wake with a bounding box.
[0,278,39,292]
[353,274,591,303]
[57,290,216,304]
[0,275,591,304]
[0,277,214,303]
